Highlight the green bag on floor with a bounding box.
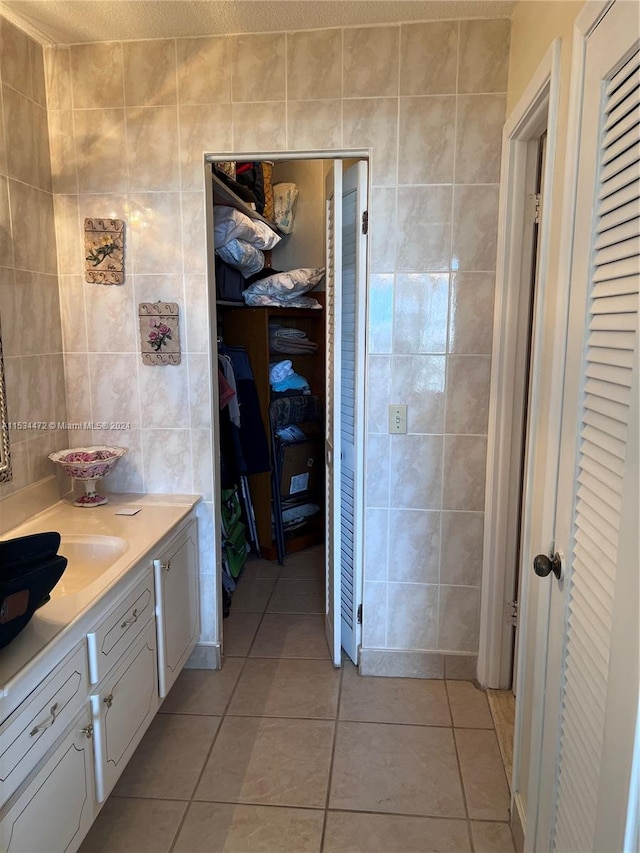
[222,519,248,579]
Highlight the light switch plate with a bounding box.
[389,405,407,434]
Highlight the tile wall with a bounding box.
[44,18,510,670]
[0,18,67,516]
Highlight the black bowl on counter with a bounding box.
[0,532,68,649]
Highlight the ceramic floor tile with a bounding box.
[487,688,515,788]
[241,558,282,580]
[266,578,325,614]
[222,611,262,657]
[111,713,221,800]
[250,614,330,659]
[329,721,465,818]
[79,797,187,853]
[340,663,451,726]
[195,715,334,808]
[228,658,340,719]
[470,821,516,852]
[455,729,511,821]
[446,681,493,728]
[231,578,277,613]
[160,658,244,715]
[279,546,324,579]
[324,811,471,852]
[173,801,324,852]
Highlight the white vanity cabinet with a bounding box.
[0,707,96,853]
[91,619,159,802]
[154,518,199,698]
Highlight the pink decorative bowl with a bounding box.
[48,446,127,507]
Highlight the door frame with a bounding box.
[203,149,370,664]
[479,39,562,691]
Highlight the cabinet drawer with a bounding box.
[92,619,159,802]
[0,643,88,807]
[0,707,96,853]
[87,569,155,685]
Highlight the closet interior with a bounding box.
[211,157,331,622]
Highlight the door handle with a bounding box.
[533,551,563,580]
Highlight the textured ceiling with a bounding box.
[0,0,517,45]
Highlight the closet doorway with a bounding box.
[205,152,370,668]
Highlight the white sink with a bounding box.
[52,535,129,597]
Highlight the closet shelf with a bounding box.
[211,168,282,237]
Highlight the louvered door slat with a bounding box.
[552,33,638,851]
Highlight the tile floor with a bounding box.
[80,546,515,853]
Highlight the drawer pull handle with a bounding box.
[104,693,114,708]
[120,607,139,629]
[162,560,171,572]
[81,723,94,739]
[30,703,59,737]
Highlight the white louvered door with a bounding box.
[534,4,639,851]
[325,161,343,666]
[339,162,367,663]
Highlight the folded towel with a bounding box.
[271,372,310,392]
[270,338,318,354]
[269,359,293,384]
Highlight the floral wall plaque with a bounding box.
[84,218,124,284]
[139,302,181,365]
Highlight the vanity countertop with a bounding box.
[0,493,201,712]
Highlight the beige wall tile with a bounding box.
[364,508,389,582]
[400,21,458,96]
[438,585,481,652]
[231,33,285,102]
[396,186,452,271]
[140,358,191,429]
[452,185,500,271]
[74,109,128,194]
[70,42,124,109]
[182,274,209,352]
[177,36,230,104]
[88,353,141,427]
[287,100,341,149]
[343,98,398,186]
[231,101,286,151]
[63,353,92,423]
[44,46,71,110]
[287,29,342,101]
[370,188,396,273]
[181,191,207,274]
[0,93,6,175]
[187,352,211,429]
[53,194,82,275]
[58,276,87,353]
[443,435,487,512]
[9,180,42,271]
[455,94,506,184]
[129,192,183,274]
[440,511,484,586]
[48,110,77,194]
[123,39,176,106]
[15,271,47,355]
[126,106,180,191]
[445,354,491,434]
[35,102,51,191]
[142,427,193,493]
[190,428,213,500]
[22,354,52,422]
[363,581,387,646]
[368,273,394,352]
[399,96,455,184]
[1,19,32,98]
[30,40,46,107]
[0,177,13,267]
[343,26,399,98]
[359,647,445,678]
[3,85,38,186]
[458,19,511,94]
[367,354,392,432]
[388,509,440,583]
[393,273,449,354]
[179,104,231,191]
[87,426,143,491]
[449,272,495,354]
[366,432,389,507]
[389,434,443,510]
[0,273,18,355]
[84,279,136,353]
[392,354,445,432]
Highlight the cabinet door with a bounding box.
[91,620,159,802]
[0,709,96,853]
[154,519,200,698]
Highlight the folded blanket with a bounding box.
[269,359,293,384]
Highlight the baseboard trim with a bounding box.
[359,648,478,679]
[185,642,221,670]
[512,791,526,853]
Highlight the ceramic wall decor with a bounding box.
[84,218,125,284]
[138,302,181,365]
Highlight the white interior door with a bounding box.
[325,160,343,666]
[531,4,639,850]
[339,161,367,664]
